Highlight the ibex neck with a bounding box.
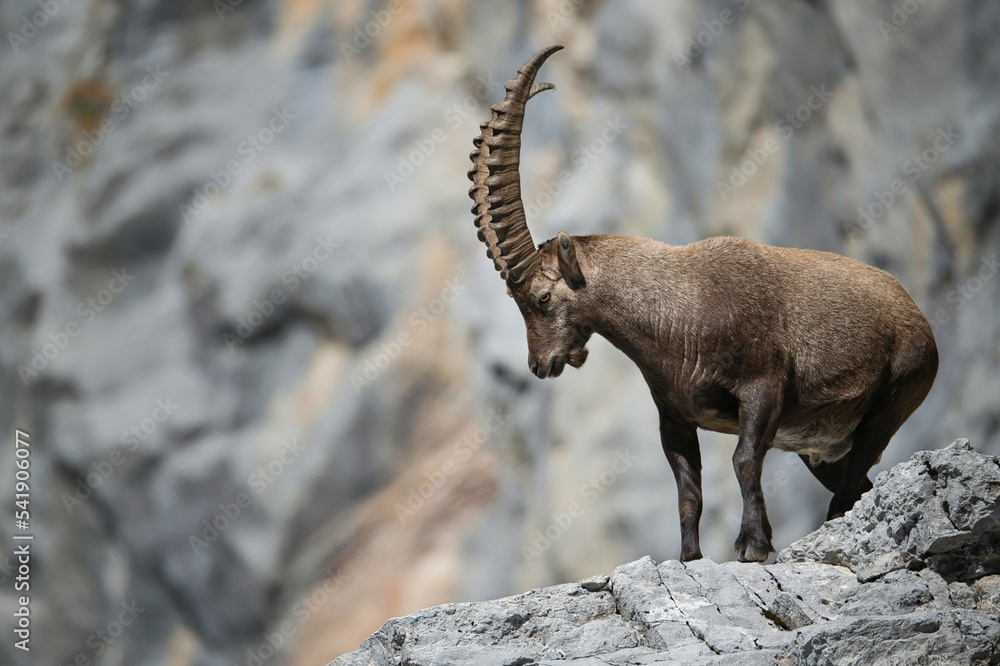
[580,236,686,373]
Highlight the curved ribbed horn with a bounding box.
[468,45,563,287]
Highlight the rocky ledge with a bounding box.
[332,440,1000,665]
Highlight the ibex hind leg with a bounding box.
[798,452,873,520]
[827,424,894,520]
[829,381,931,519]
[828,330,937,520]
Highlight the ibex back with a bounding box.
[468,46,938,562]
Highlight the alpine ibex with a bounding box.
[468,45,938,562]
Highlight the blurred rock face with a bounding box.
[0,0,997,664]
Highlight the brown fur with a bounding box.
[514,233,938,562]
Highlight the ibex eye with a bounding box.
[539,293,551,303]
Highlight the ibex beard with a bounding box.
[468,45,938,563]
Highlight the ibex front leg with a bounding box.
[658,415,703,561]
[733,382,782,562]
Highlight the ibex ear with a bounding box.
[557,232,586,289]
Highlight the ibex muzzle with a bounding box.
[468,46,938,562]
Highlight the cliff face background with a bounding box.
[0,0,998,664]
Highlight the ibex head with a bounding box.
[467,45,591,378]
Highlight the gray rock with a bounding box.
[333,443,1000,665]
[786,611,1000,666]
[335,580,642,666]
[778,439,1000,583]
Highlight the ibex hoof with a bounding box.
[735,535,773,563]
